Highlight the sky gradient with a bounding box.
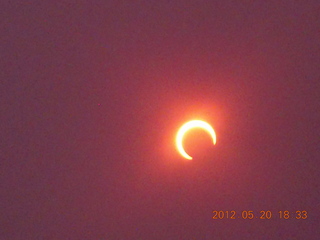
[1,1,320,239]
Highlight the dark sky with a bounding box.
[1,1,319,239]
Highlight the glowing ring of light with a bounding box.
[176,120,216,160]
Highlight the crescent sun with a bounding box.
[176,120,217,160]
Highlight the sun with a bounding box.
[176,120,217,160]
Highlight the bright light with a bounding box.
[176,120,217,160]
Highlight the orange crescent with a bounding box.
[176,120,217,160]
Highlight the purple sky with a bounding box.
[1,1,319,239]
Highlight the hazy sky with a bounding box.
[1,1,319,239]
